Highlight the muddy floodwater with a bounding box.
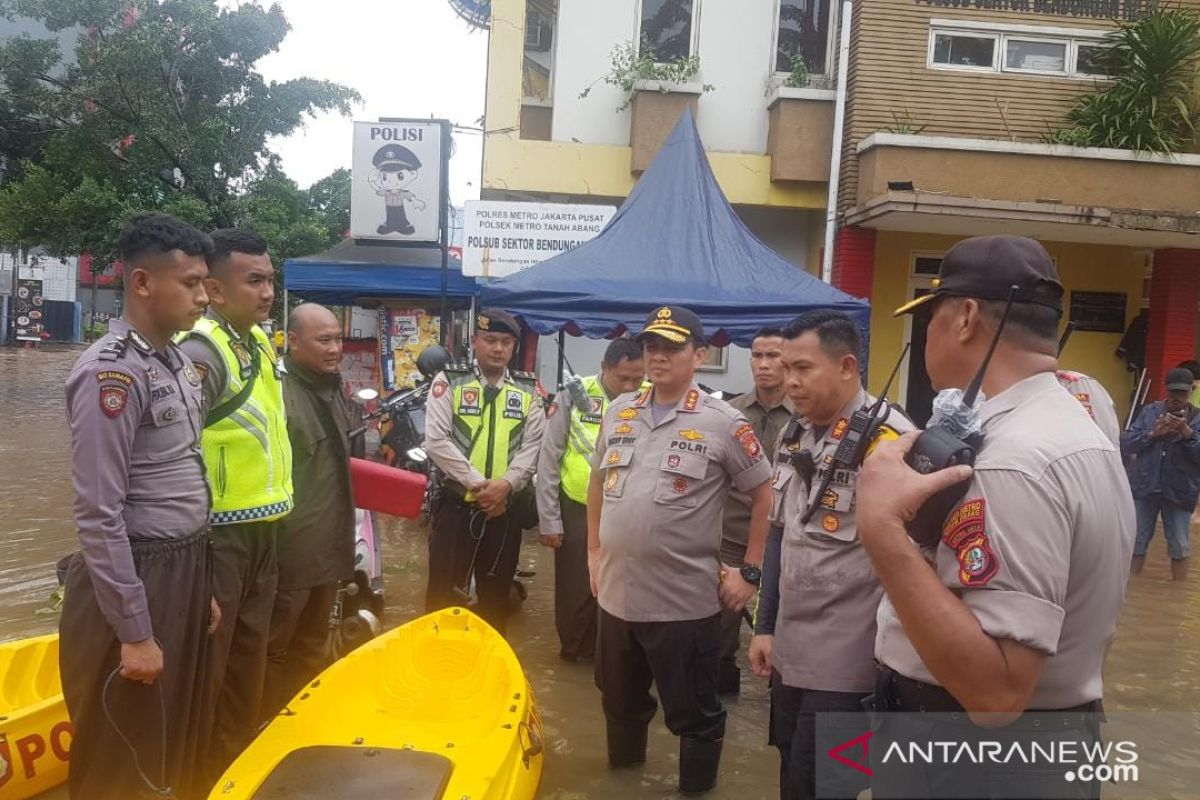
[3,346,1199,799]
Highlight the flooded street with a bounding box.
[2,346,1199,799]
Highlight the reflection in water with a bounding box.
[2,347,1197,799]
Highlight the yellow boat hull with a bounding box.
[0,633,71,800]
[210,608,543,799]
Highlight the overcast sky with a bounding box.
[257,0,489,206]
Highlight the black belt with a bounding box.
[877,666,1102,724]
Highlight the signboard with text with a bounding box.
[350,120,445,243]
[463,200,616,278]
[916,0,1155,19]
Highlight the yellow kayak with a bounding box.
[0,633,71,799]
[209,607,544,799]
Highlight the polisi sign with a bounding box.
[350,119,446,243]
[367,125,425,143]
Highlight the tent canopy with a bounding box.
[284,239,477,307]
[480,109,869,348]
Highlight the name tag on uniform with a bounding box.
[582,396,604,425]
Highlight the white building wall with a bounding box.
[551,0,780,153]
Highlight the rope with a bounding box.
[101,660,176,798]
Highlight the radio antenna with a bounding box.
[962,285,1019,408]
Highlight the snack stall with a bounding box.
[283,239,479,393]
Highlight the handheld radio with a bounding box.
[800,343,911,525]
[903,286,1018,548]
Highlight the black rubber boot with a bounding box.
[607,722,648,767]
[679,737,723,794]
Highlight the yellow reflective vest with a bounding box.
[559,375,607,504]
[445,366,537,501]
[185,317,293,525]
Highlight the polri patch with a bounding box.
[100,386,128,418]
[673,478,688,494]
[942,498,997,586]
[546,401,558,417]
[182,364,200,386]
[432,380,449,399]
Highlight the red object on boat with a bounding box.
[350,458,427,519]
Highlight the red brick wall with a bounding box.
[831,227,876,300]
[1146,249,1200,400]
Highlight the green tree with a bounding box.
[0,0,359,263]
[307,167,351,241]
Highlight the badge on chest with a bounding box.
[503,390,524,420]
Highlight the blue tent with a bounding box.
[284,239,477,307]
[480,109,869,348]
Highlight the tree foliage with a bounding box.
[1048,8,1200,153]
[0,0,359,265]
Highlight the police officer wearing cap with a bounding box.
[857,235,1134,799]
[60,213,219,799]
[368,144,426,235]
[748,310,914,800]
[424,308,546,633]
[587,305,773,795]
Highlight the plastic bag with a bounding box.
[928,387,984,440]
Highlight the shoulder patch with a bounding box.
[942,498,997,587]
[96,370,134,387]
[99,385,129,418]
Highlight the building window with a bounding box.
[639,0,695,62]
[931,32,998,70]
[1004,38,1067,74]
[1074,42,1108,77]
[775,0,833,76]
[522,0,556,102]
[912,255,943,276]
[929,24,1107,80]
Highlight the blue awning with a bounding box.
[284,240,477,306]
[481,108,870,348]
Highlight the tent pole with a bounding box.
[821,0,853,285]
[557,330,566,390]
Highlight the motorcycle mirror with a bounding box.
[354,388,379,403]
[406,447,428,463]
[416,345,451,379]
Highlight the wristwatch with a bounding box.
[739,564,762,586]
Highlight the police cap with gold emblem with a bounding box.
[476,308,521,338]
[636,305,705,345]
[893,235,1064,317]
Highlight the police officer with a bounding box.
[536,337,645,662]
[60,213,218,799]
[587,306,773,795]
[748,310,913,800]
[718,327,792,695]
[424,308,546,634]
[1056,369,1121,446]
[178,228,293,778]
[857,235,1134,799]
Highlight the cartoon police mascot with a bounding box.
[368,144,427,236]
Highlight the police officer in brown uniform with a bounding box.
[1056,369,1121,446]
[587,306,773,795]
[60,213,219,799]
[857,236,1134,799]
[749,310,913,800]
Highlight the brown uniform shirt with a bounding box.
[721,391,794,551]
[875,372,1134,708]
[773,390,915,692]
[1056,370,1121,447]
[591,384,773,622]
[65,319,209,643]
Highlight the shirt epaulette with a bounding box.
[444,361,473,374]
[509,370,537,384]
[702,393,741,420]
[97,335,129,362]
